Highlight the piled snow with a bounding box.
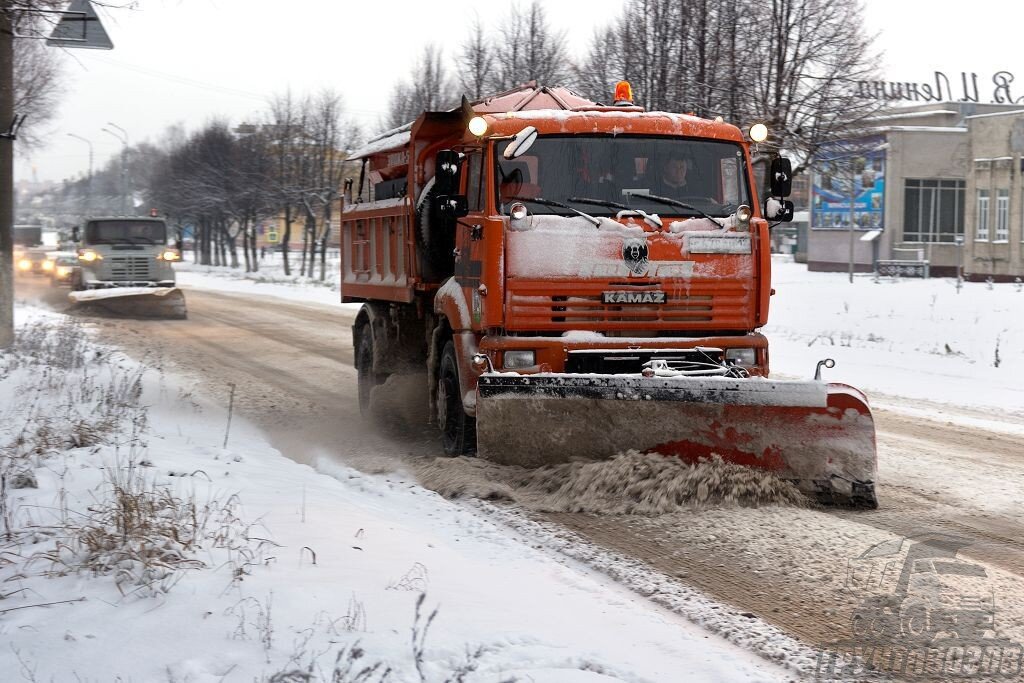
[765,257,1024,417]
[175,254,362,310]
[0,308,788,681]
[417,451,808,513]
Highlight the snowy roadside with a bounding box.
[764,258,1024,423]
[0,308,790,682]
[176,257,361,312]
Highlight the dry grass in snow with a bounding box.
[1,317,262,600]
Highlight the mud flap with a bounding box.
[68,287,188,320]
[476,374,878,508]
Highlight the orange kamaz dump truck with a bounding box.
[341,83,877,507]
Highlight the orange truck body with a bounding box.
[341,85,877,507]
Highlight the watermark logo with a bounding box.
[816,532,1022,679]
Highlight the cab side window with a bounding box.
[465,150,484,213]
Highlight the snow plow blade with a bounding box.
[475,374,878,508]
[68,287,188,320]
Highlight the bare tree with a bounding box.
[385,45,457,129]
[11,28,64,150]
[743,0,882,173]
[265,90,308,275]
[489,2,569,91]
[573,0,881,177]
[456,15,492,100]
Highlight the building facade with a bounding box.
[806,102,1023,277]
[963,110,1024,281]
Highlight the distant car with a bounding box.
[17,247,50,275]
[49,253,78,287]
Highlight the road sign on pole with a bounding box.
[46,0,114,50]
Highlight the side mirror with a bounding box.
[71,226,80,242]
[503,126,538,160]
[435,150,463,195]
[769,157,793,198]
[764,197,794,222]
[436,195,469,219]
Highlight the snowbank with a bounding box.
[765,257,1024,419]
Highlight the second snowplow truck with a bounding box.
[68,216,187,319]
[342,84,878,507]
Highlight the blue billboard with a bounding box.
[811,137,886,230]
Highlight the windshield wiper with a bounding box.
[567,197,663,230]
[507,196,601,228]
[623,191,723,225]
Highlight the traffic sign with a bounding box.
[47,0,114,50]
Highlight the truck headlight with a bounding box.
[503,350,535,369]
[42,260,54,272]
[56,266,70,277]
[78,249,101,262]
[18,259,32,271]
[157,250,181,261]
[725,348,756,367]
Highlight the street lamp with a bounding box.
[101,122,128,215]
[67,133,93,215]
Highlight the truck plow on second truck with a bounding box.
[68,286,187,319]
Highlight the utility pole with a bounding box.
[0,1,113,349]
[67,133,93,216]
[847,164,857,284]
[1,4,15,349]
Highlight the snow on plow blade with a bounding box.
[68,287,188,320]
[476,374,878,508]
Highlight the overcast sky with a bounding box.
[15,0,1024,183]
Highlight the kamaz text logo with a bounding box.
[602,290,667,304]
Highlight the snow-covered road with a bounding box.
[11,265,1024,682]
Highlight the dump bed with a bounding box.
[340,197,417,303]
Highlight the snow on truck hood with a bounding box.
[505,213,753,280]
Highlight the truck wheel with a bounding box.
[437,341,476,455]
[356,325,383,415]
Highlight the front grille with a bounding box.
[109,256,153,281]
[507,282,752,331]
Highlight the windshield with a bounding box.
[495,135,751,218]
[85,220,167,245]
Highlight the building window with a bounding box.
[995,189,1009,241]
[902,179,964,243]
[976,189,989,241]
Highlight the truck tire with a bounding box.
[437,341,476,455]
[356,324,384,416]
